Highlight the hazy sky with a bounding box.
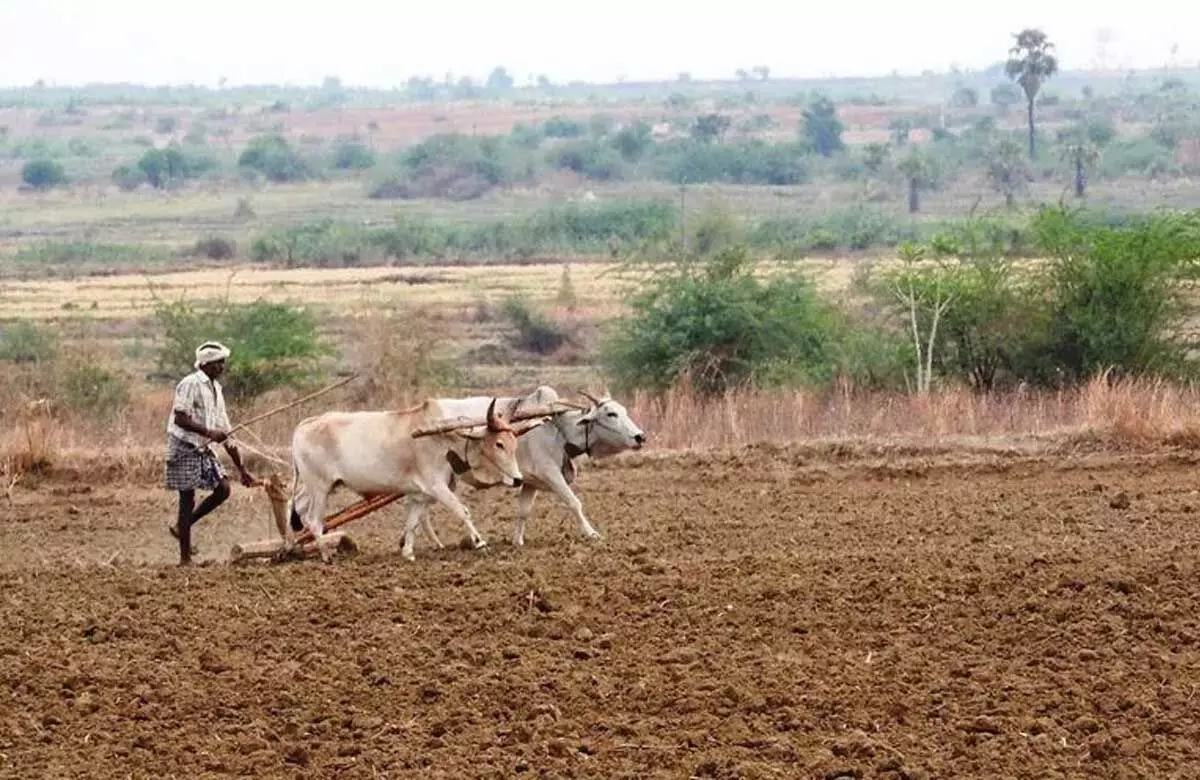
[1,0,1196,88]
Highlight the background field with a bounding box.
[3,45,1200,779]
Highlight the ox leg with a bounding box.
[400,496,436,561]
[295,486,335,564]
[428,482,488,552]
[544,472,602,541]
[405,496,444,549]
[513,485,539,547]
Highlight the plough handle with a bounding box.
[294,492,404,544]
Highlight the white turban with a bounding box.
[194,341,231,369]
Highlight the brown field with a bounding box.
[3,440,1200,778]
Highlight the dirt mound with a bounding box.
[2,450,1200,777]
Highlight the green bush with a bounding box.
[250,220,374,268]
[134,145,217,189]
[540,116,585,138]
[653,139,809,185]
[331,140,375,171]
[1032,205,1200,382]
[21,159,67,190]
[548,140,625,181]
[0,321,58,364]
[238,134,313,182]
[370,133,528,200]
[153,299,331,401]
[602,244,842,396]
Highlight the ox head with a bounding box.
[575,389,646,454]
[456,398,546,487]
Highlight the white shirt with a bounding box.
[167,369,231,449]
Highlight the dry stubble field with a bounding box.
[3,441,1200,779]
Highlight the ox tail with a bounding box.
[288,459,304,533]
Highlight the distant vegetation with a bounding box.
[4,26,1200,431]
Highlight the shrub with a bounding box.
[193,237,237,260]
[135,145,217,189]
[540,116,585,138]
[249,220,373,268]
[612,122,654,162]
[21,159,67,190]
[153,298,331,401]
[501,296,570,354]
[238,134,313,182]
[653,139,809,185]
[332,140,375,171]
[1032,205,1200,383]
[602,244,842,396]
[548,140,625,181]
[370,133,527,200]
[0,322,58,364]
[112,164,147,191]
[61,364,130,421]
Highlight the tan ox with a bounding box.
[286,397,545,562]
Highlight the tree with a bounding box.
[691,113,731,144]
[896,150,934,213]
[886,244,955,394]
[986,139,1030,207]
[486,66,514,92]
[800,96,844,157]
[1005,28,1059,159]
[989,83,1021,114]
[951,86,979,108]
[1056,129,1100,198]
[752,65,770,81]
[861,143,890,177]
[888,117,913,147]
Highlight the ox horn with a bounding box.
[486,397,503,431]
[578,388,603,406]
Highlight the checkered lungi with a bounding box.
[163,435,226,492]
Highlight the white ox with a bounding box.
[286,397,545,562]
[405,386,645,549]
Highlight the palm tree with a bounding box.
[896,151,933,213]
[1005,29,1059,160]
[1057,129,1100,198]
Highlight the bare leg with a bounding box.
[175,490,196,564]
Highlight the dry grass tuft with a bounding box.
[628,375,1200,453]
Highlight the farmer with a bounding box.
[164,341,255,565]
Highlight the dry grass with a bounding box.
[0,263,631,321]
[626,375,1200,453]
[5,374,1200,487]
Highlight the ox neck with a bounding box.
[556,412,592,460]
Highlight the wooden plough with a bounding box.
[228,400,583,564]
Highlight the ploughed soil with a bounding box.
[2,443,1200,778]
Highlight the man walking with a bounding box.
[164,341,255,565]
